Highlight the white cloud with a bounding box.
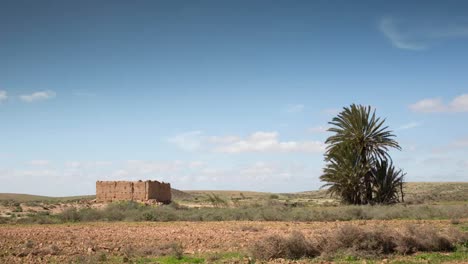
[285,104,305,113]
[0,90,7,103]
[409,94,468,113]
[170,130,325,154]
[409,98,445,113]
[20,90,56,102]
[379,16,468,50]
[397,122,422,131]
[207,135,240,144]
[213,131,325,153]
[449,94,468,112]
[29,160,50,166]
[168,131,203,151]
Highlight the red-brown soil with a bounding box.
[0,220,459,263]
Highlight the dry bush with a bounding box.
[41,245,60,256]
[322,224,396,257]
[251,224,468,261]
[324,224,466,257]
[251,231,319,260]
[156,242,184,259]
[394,224,466,254]
[132,242,184,259]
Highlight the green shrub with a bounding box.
[60,207,81,222]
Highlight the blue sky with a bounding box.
[1,0,467,196]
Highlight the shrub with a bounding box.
[250,224,468,260]
[322,224,395,257]
[321,224,467,258]
[251,231,319,260]
[13,205,23,212]
[206,193,228,207]
[59,207,81,222]
[153,242,185,259]
[393,225,462,254]
[97,252,107,261]
[13,201,468,224]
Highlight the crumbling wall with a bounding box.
[148,181,172,203]
[96,180,171,203]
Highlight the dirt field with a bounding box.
[0,220,462,263]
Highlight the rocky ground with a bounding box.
[0,220,458,263]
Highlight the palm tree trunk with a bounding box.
[361,148,372,204]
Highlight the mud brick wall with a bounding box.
[96,180,171,203]
[132,181,148,200]
[148,181,172,203]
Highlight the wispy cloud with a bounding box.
[409,94,468,113]
[379,17,427,50]
[379,16,468,50]
[0,90,7,103]
[169,131,325,154]
[397,122,422,131]
[285,104,305,113]
[212,131,325,154]
[168,131,204,151]
[20,90,56,102]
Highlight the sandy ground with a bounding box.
[0,219,458,263]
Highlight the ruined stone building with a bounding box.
[96,180,171,203]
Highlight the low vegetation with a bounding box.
[252,224,468,260]
[0,201,465,224]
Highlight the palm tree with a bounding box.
[371,160,405,204]
[321,143,366,204]
[322,104,403,205]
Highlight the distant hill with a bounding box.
[0,193,94,202]
[1,182,466,203]
[403,182,468,203]
[170,188,194,200]
[298,182,468,203]
[0,188,192,202]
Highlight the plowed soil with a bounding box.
[0,220,457,263]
